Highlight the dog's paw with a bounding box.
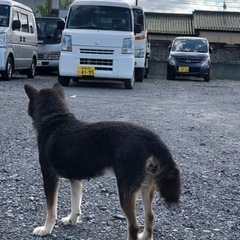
[138,233,153,240]
[61,214,80,225]
[33,226,51,236]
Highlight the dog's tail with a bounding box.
[153,142,181,204]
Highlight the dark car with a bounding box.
[167,37,212,82]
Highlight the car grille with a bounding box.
[79,49,114,71]
[80,49,114,55]
[38,52,60,60]
[176,57,201,64]
[80,58,113,71]
[189,67,201,73]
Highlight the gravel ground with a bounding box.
[0,74,239,240]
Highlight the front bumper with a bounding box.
[167,64,210,77]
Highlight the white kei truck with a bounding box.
[132,5,150,82]
[35,17,64,72]
[57,0,141,89]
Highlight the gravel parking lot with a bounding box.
[0,74,239,240]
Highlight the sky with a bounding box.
[122,0,240,13]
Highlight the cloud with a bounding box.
[106,0,239,13]
[127,0,231,13]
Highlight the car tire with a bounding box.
[204,74,210,82]
[58,74,70,86]
[124,74,134,89]
[26,58,36,78]
[167,73,175,80]
[1,56,14,80]
[144,67,148,78]
[135,68,144,82]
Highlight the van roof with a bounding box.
[174,36,208,41]
[71,0,132,8]
[0,0,33,12]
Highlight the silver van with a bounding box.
[0,0,38,80]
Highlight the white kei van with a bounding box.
[58,0,140,89]
[0,0,38,80]
[36,17,64,72]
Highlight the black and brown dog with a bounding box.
[24,83,181,240]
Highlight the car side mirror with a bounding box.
[209,47,213,53]
[137,14,144,25]
[168,46,171,52]
[57,20,65,30]
[12,20,20,31]
[134,23,141,34]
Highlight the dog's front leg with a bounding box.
[33,172,59,236]
[61,180,83,225]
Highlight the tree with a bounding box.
[60,0,74,10]
[35,0,73,17]
[36,0,50,17]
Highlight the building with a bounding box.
[146,10,240,79]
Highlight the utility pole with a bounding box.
[223,1,227,10]
[136,0,138,6]
[47,0,52,17]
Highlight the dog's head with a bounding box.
[24,83,68,125]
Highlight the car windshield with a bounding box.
[67,5,132,31]
[0,5,10,27]
[172,39,208,53]
[36,18,63,44]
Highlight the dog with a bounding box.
[24,83,181,240]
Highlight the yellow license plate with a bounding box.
[77,66,95,76]
[178,66,189,72]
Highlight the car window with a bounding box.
[0,5,10,27]
[172,39,208,53]
[67,5,131,31]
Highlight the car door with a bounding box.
[10,8,22,69]
[18,11,32,68]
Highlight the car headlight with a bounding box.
[168,56,176,65]
[135,48,145,58]
[201,58,210,67]
[47,52,60,60]
[122,38,134,54]
[0,34,6,45]
[62,35,72,51]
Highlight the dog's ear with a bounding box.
[53,83,65,99]
[24,84,39,100]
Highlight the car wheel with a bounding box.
[204,74,210,82]
[135,68,144,82]
[124,74,134,89]
[167,73,175,80]
[144,67,148,78]
[1,56,14,80]
[26,58,36,78]
[58,74,70,86]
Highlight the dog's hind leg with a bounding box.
[61,180,83,225]
[138,185,155,240]
[119,190,139,240]
[33,173,59,236]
